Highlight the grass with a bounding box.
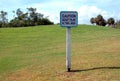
[0,25,120,81]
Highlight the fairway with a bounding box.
[0,25,120,81]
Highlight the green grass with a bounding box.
[0,25,120,81]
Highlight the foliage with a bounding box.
[95,15,107,26]
[90,17,95,24]
[115,20,120,28]
[107,17,115,26]
[0,11,8,27]
[0,21,2,28]
[0,8,54,28]
[90,14,107,26]
[41,18,54,25]
[90,14,118,28]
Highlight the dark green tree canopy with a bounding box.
[0,7,54,28]
[90,17,95,24]
[90,14,106,26]
[0,11,8,27]
[107,17,115,26]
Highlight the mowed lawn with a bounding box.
[0,25,120,81]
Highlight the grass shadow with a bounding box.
[70,66,120,72]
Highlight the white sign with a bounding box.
[60,11,78,27]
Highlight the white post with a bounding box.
[66,27,71,72]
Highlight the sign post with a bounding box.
[60,11,78,72]
[66,27,71,72]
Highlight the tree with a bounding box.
[27,7,37,26]
[10,8,30,27]
[90,17,95,24]
[1,7,54,28]
[0,21,2,27]
[12,10,15,18]
[95,14,103,26]
[27,7,48,26]
[41,18,54,25]
[107,18,115,26]
[0,11,8,27]
[16,8,23,20]
[90,14,106,26]
[36,13,44,25]
[115,20,120,28]
[9,17,20,27]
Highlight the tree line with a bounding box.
[90,14,120,28]
[0,7,54,28]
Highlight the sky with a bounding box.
[0,0,120,24]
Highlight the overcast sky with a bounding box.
[0,0,120,24]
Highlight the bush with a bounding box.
[115,20,120,28]
[41,18,54,25]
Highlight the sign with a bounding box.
[60,11,78,27]
[60,11,78,72]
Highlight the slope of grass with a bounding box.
[0,25,120,81]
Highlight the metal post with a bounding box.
[66,27,71,72]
